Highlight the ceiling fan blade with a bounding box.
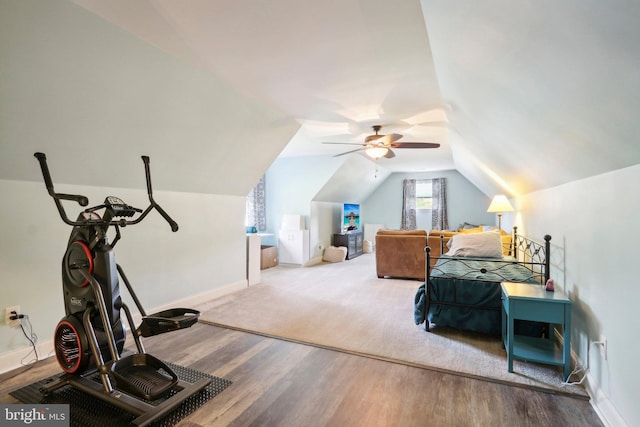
[390,142,440,149]
[364,134,384,143]
[374,133,403,145]
[333,148,364,157]
[384,149,396,159]
[322,142,365,146]
[388,133,403,143]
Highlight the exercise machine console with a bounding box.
[34,152,210,426]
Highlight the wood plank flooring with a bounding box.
[0,323,603,426]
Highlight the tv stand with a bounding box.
[333,231,363,260]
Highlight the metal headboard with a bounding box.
[426,226,552,285]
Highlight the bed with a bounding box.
[414,227,551,335]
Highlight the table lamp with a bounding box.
[487,195,514,230]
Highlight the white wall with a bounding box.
[0,179,247,366]
[511,164,640,427]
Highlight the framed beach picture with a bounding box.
[342,203,360,232]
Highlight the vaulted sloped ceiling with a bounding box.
[64,0,454,197]
[2,0,639,197]
[0,0,298,196]
[422,1,640,196]
[313,155,393,204]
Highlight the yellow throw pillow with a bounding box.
[458,226,483,234]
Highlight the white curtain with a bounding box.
[431,177,449,230]
[246,175,266,231]
[401,179,417,230]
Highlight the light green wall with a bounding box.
[0,179,247,363]
[264,156,343,252]
[512,164,640,427]
[362,169,495,230]
[0,0,255,366]
[265,164,499,260]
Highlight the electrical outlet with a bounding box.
[4,305,21,327]
[599,336,607,360]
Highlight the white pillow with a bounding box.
[323,246,348,262]
[446,231,504,258]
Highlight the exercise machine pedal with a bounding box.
[109,354,178,400]
[138,308,200,338]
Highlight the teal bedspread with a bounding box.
[416,256,543,335]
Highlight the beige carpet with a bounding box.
[198,253,587,398]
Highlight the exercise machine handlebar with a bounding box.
[34,152,178,232]
[142,155,178,232]
[34,152,89,226]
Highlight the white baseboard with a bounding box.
[557,329,628,427]
[127,279,248,325]
[144,279,247,314]
[0,280,247,375]
[585,374,629,427]
[0,339,55,375]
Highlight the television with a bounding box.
[342,203,360,233]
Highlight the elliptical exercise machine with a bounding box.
[34,152,210,426]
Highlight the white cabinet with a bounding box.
[278,230,309,265]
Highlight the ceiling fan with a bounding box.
[322,125,440,160]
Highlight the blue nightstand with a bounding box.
[501,282,572,380]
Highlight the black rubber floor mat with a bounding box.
[10,362,231,427]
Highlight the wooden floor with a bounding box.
[0,323,603,427]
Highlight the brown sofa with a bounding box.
[375,227,513,281]
[375,229,427,280]
[426,230,461,261]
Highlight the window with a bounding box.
[416,180,432,210]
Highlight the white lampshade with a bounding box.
[365,146,389,159]
[487,195,514,213]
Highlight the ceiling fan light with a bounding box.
[365,146,389,159]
